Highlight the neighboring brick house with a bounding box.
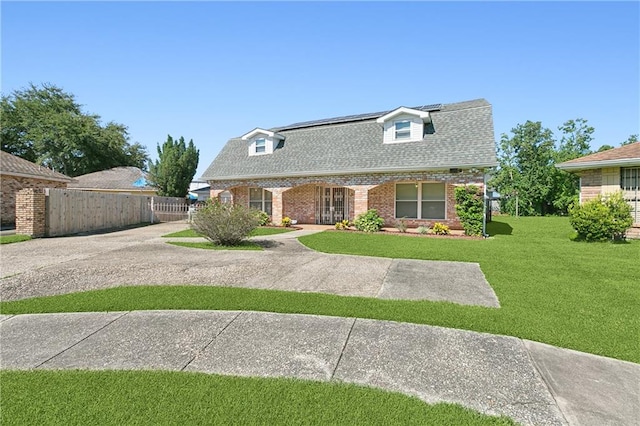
[67,167,157,196]
[0,151,73,226]
[556,142,640,230]
[201,99,497,229]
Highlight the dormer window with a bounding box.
[394,120,411,140]
[242,128,285,157]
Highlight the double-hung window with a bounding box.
[255,138,266,154]
[394,120,411,140]
[395,183,446,219]
[249,188,272,214]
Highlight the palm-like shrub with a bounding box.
[191,200,260,246]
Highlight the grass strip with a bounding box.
[0,370,515,425]
[0,234,31,244]
[167,241,262,250]
[163,227,294,238]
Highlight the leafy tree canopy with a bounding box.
[148,135,199,197]
[621,134,638,146]
[1,83,148,177]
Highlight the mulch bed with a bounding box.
[325,228,484,240]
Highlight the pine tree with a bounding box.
[148,135,199,197]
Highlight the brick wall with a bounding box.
[579,169,602,202]
[15,188,46,237]
[1,176,67,226]
[209,170,483,228]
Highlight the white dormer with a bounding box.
[376,107,432,144]
[242,128,285,156]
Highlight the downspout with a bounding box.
[482,170,489,238]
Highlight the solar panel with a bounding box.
[273,104,442,132]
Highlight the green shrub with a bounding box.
[417,225,430,234]
[569,192,633,241]
[394,218,408,233]
[335,219,350,230]
[454,185,484,236]
[354,209,385,233]
[432,222,450,235]
[256,211,270,226]
[281,216,292,227]
[191,200,260,246]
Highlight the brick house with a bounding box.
[201,99,497,229]
[556,142,640,230]
[0,151,73,226]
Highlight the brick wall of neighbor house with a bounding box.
[579,169,602,202]
[1,176,67,226]
[15,188,46,237]
[210,170,483,228]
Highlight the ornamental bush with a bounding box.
[354,209,385,232]
[191,200,260,246]
[256,210,270,226]
[432,222,450,235]
[454,185,484,236]
[569,192,633,242]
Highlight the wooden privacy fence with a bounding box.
[15,188,190,237]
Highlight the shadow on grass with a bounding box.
[486,221,513,236]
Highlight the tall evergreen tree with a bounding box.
[148,135,199,197]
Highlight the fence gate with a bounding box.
[150,197,190,222]
[315,186,348,225]
[621,167,639,224]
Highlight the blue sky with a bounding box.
[2,1,639,179]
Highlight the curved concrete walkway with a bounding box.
[1,310,638,426]
[0,222,499,307]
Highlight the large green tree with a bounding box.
[550,119,594,213]
[1,83,148,177]
[148,135,199,197]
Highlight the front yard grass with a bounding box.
[167,241,262,250]
[1,216,638,362]
[0,234,31,245]
[1,370,514,425]
[162,227,294,238]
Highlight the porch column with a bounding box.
[210,189,225,201]
[265,187,290,226]
[347,185,375,220]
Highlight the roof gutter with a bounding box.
[556,158,640,171]
[201,162,498,182]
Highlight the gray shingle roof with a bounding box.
[202,99,497,181]
[68,167,156,191]
[0,151,73,182]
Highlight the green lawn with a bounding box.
[0,234,31,244]
[162,227,294,238]
[167,241,262,250]
[1,370,514,425]
[3,216,638,363]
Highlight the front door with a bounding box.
[315,186,347,224]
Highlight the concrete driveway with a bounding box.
[0,222,499,307]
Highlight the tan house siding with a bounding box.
[601,167,621,195]
[1,176,67,226]
[579,169,602,202]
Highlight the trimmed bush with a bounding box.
[455,185,484,236]
[354,209,384,232]
[569,192,633,241]
[432,222,450,235]
[256,211,270,226]
[191,200,260,246]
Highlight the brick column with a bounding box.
[347,185,375,219]
[265,187,290,226]
[15,188,46,237]
[210,189,224,200]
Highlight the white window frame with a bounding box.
[254,138,266,154]
[394,120,411,140]
[394,182,447,220]
[249,187,272,214]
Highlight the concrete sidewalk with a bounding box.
[1,311,638,426]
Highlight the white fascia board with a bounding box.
[241,128,285,141]
[204,163,497,181]
[0,170,73,183]
[376,107,430,124]
[556,158,640,171]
